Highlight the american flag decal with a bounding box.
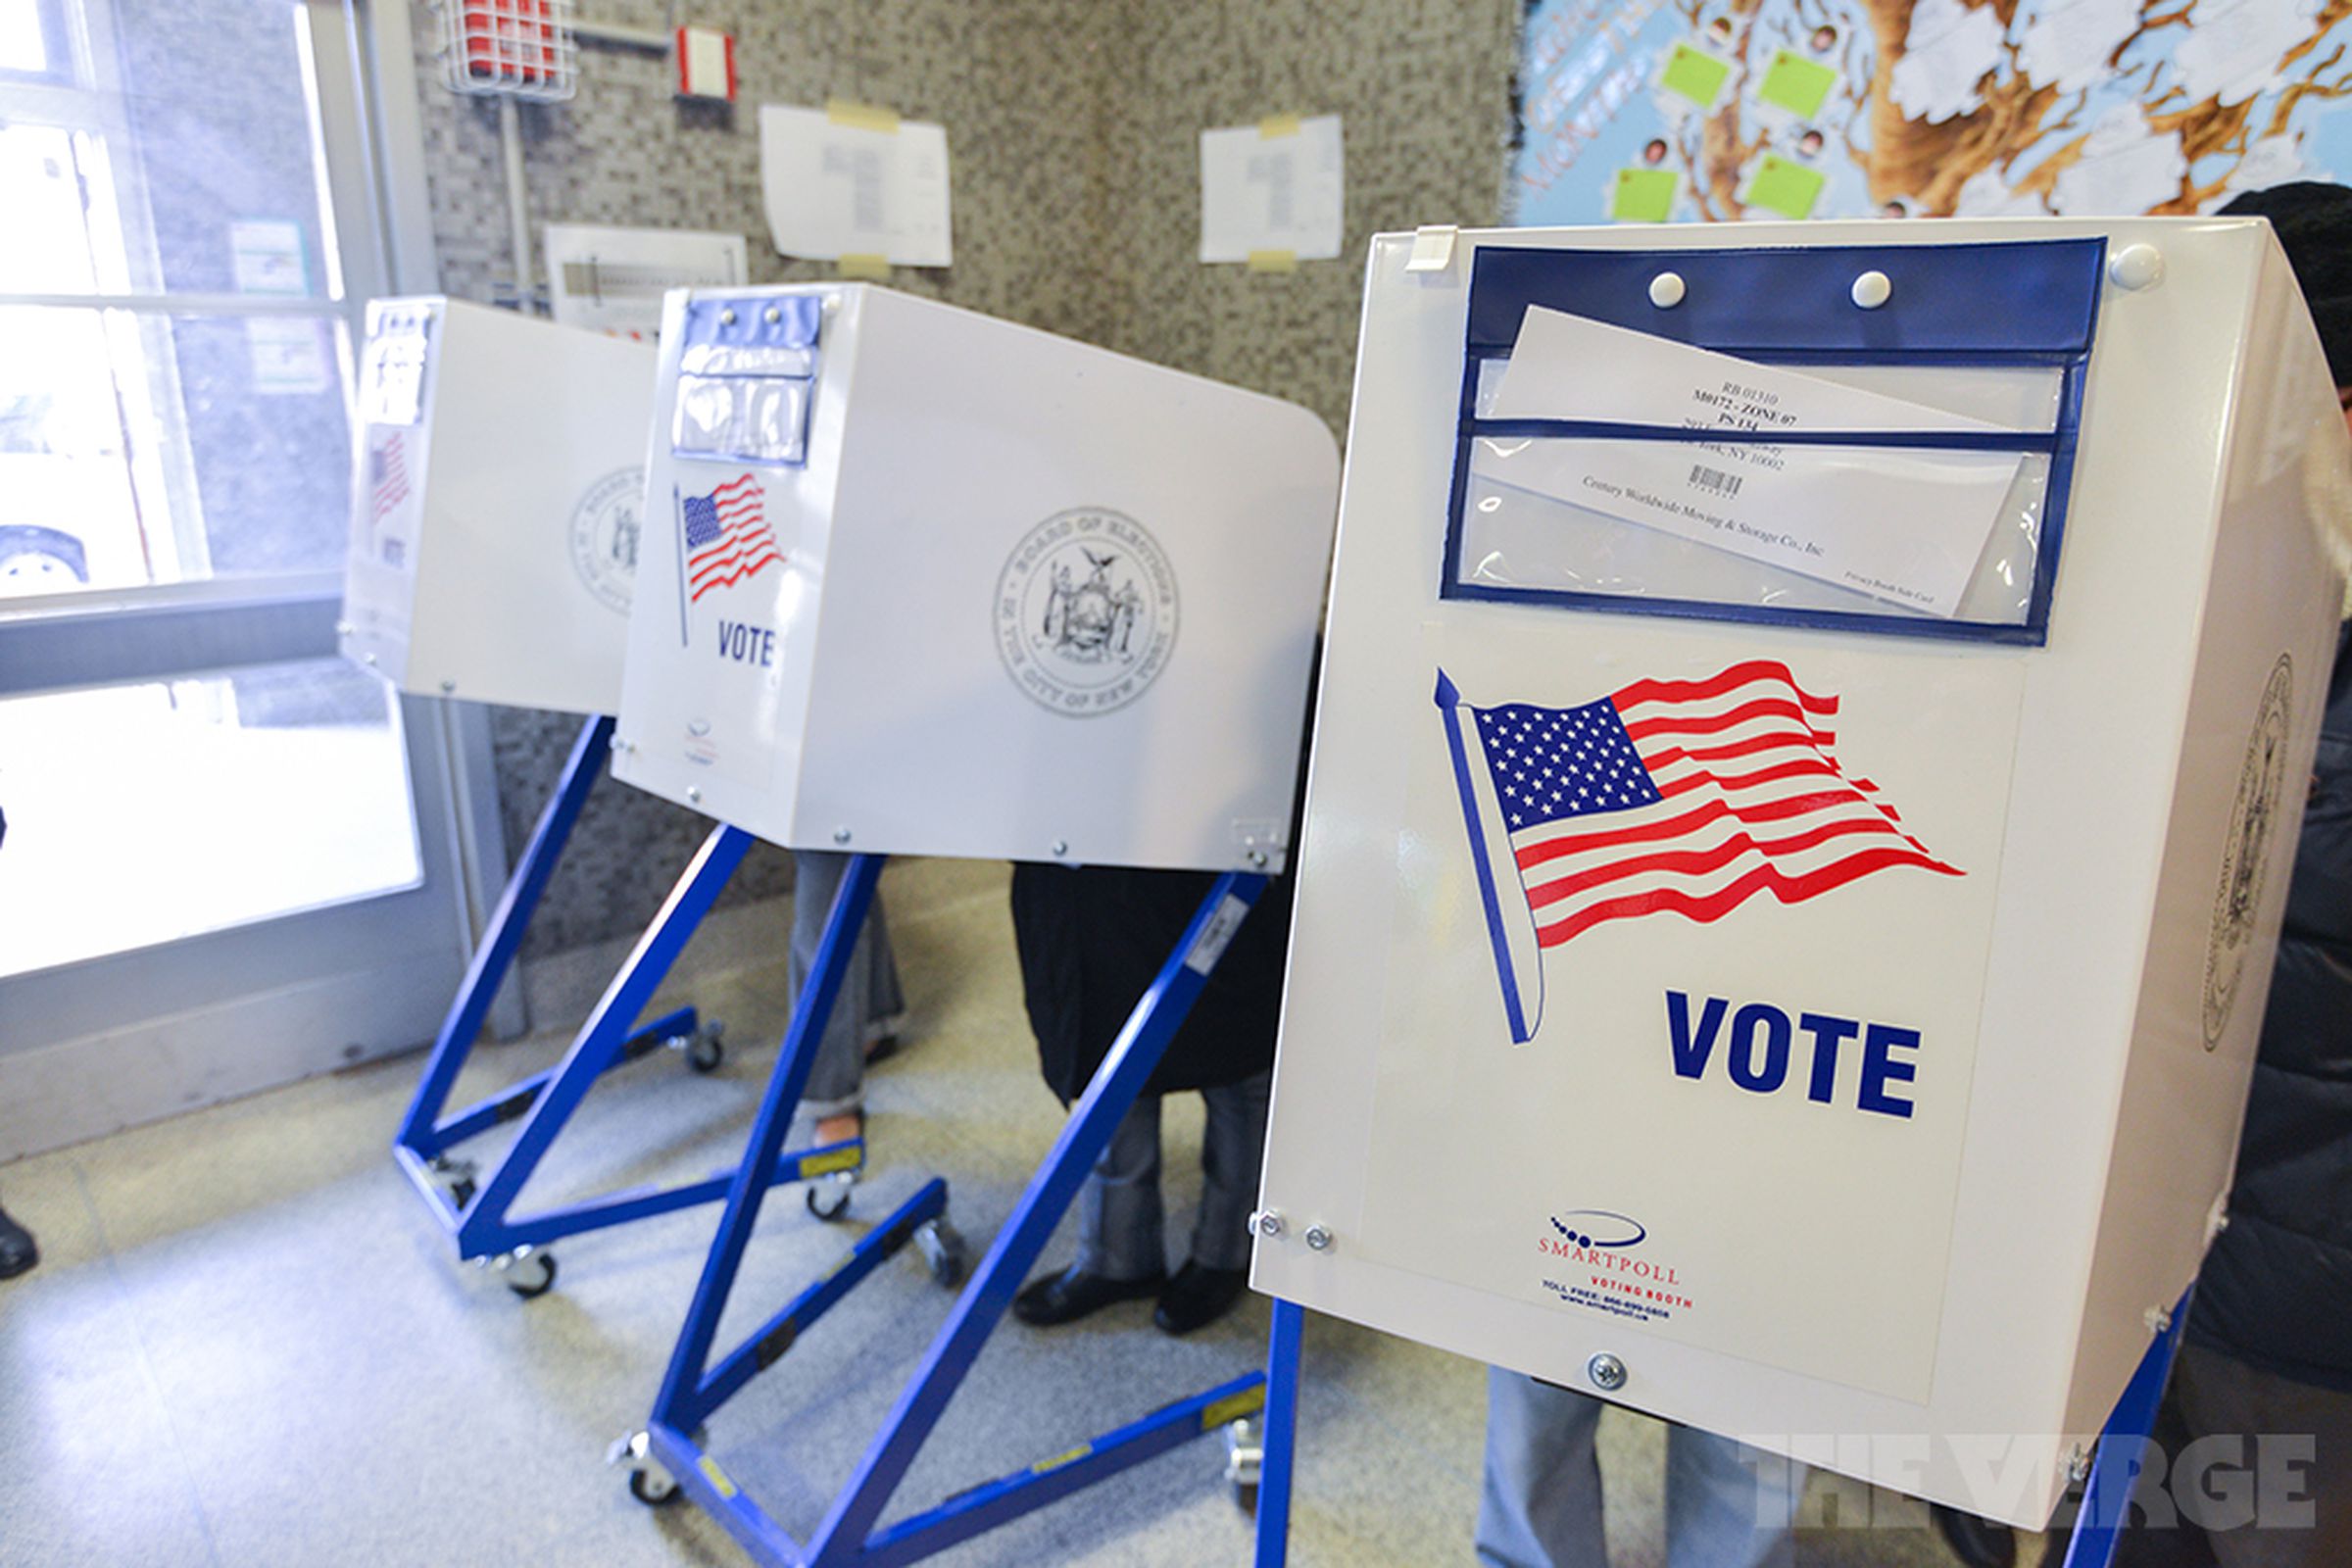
[369,431,411,525]
[681,474,783,602]
[1436,662,1961,1045]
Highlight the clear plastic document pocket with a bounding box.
[1445,239,2106,644]
[668,295,825,466]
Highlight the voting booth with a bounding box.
[341,296,657,715]
[1253,219,2350,1528]
[599,282,1339,1566]
[610,283,1337,870]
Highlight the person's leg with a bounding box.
[791,851,879,1140]
[1156,1069,1268,1334]
[1475,1369,1607,1568]
[1013,1095,1168,1325]
[1663,1427,1804,1568]
[0,1196,35,1279]
[858,890,907,1054]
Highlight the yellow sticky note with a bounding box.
[1259,113,1302,138]
[1247,249,1298,273]
[838,253,891,279]
[826,98,901,133]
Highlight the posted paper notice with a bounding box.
[758,104,953,267]
[1476,309,2026,617]
[1200,115,1344,264]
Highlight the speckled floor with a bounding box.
[0,857,2027,1566]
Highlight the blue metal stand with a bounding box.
[624,862,1281,1566]
[2058,1289,2192,1568]
[393,714,862,1292]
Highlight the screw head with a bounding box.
[2067,1446,2092,1485]
[1587,1352,1628,1393]
[1248,850,1268,867]
[334,619,354,637]
[1051,839,1069,857]
[363,652,377,666]
[763,306,781,323]
[1303,1224,1333,1251]
[2144,1305,2174,1335]
[719,307,737,325]
[833,827,851,844]
[1252,1210,1284,1239]
[438,678,456,694]
[686,786,703,804]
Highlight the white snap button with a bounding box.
[1648,271,1687,309]
[1851,270,1892,310]
[2109,244,2165,291]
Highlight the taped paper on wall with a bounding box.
[1200,114,1344,264]
[758,103,953,267]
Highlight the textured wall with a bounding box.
[404,0,1518,956]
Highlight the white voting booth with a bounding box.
[341,297,657,715]
[611,283,1337,869]
[1254,219,2349,1528]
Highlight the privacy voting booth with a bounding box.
[340,299,740,1292]
[593,283,1338,1565]
[1253,219,2350,1537]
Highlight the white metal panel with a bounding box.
[339,298,657,715]
[613,284,1341,871]
[1253,218,2347,1528]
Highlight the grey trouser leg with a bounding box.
[1478,1369,1606,1568]
[1191,1069,1271,1271]
[790,851,903,1119]
[1074,1095,1165,1283]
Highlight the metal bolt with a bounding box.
[686,786,702,804]
[363,652,377,666]
[763,306,781,323]
[1252,1210,1284,1239]
[334,619,354,637]
[1248,850,1268,867]
[609,734,626,752]
[1587,1352,1628,1393]
[719,307,737,325]
[1051,839,1069,857]
[2067,1446,2092,1485]
[439,678,456,694]
[833,827,852,845]
[1303,1224,1333,1251]
[2144,1305,2174,1335]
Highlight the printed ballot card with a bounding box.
[1475,309,2026,617]
[758,103,953,267]
[1200,115,1344,264]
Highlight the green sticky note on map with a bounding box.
[1756,48,1838,121]
[1608,168,1681,223]
[1744,153,1826,220]
[1658,42,1733,109]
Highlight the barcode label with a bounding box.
[1689,464,1743,498]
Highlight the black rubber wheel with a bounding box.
[506,1251,557,1299]
[628,1468,680,1507]
[1234,1481,1259,1516]
[806,1183,852,1222]
[929,1242,967,1291]
[449,1178,477,1208]
[685,1033,724,1074]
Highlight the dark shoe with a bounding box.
[1931,1502,2017,1568]
[1152,1260,1248,1336]
[1011,1264,1164,1327]
[0,1203,36,1280]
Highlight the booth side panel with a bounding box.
[402,304,658,717]
[2061,240,2348,1439]
[791,287,1340,870]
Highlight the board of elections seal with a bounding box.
[994,507,1178,717]
[568,467,644,614]
[2204,654,2295,1049]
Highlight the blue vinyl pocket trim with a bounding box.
[1442,238,2106,647]
[671,293,827,468]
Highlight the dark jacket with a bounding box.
[2191,624,2352,1391]
[1010,860,1297,1103]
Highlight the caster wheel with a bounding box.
[1234,1480,1259,1516]
[915,1218,967,1290]
[684,1024,725,1074]
[502,1249,557,1298]
[448,1178,477,1208]
[806,1176,854,1222]
[628,1465,681,1506]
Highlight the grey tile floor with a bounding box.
[0,858,2024,1566]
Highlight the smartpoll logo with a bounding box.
[1537,1207,1692,1324]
